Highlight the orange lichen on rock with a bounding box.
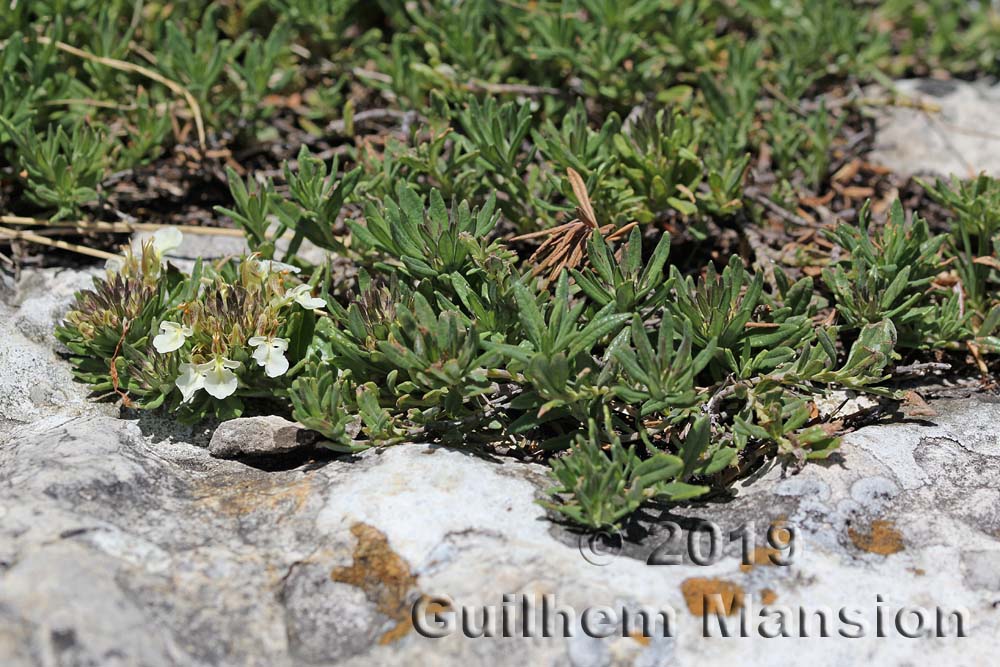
[739,546,782,572]
[331,522,419,645]
[629,633,651,646]
[680,578,745,616]
[194,473,313,517]
[760,588,778,605]
[848,519,904,555]
[771,524,793,546]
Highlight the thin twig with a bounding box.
[703,376,747,426]
[892,361,952,376]
[1,215,246,237]
[351,67,393,84]
[35,36,206,149]
[325,108,424,134]
[736,211,779,293]
[463,79,562,97]
[762,82,809,119]
[621,104,645,136]
[744,188,823,229]
[0,227,117,259]
[109,319,135,408]
[43,98,136,111]
[351,66,560,97]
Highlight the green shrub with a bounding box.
[11,0,1000,533]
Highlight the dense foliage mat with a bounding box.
[4,1,1000,529]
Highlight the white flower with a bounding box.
[287,284,326,310]
[248,336,290,377]
[196,357,241,399]
[105,255,125,274]
[175,363,205,403]
[254,258,301,275]
[152,321,193,354]
[152,226,183,256]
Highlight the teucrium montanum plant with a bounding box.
[57,229,326,422]
[57,188,933,531]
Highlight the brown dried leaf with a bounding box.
[972,255,1000,271]
[901,390,937,417]
[832,159,861,183]
[567,167,597,228]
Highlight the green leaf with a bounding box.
[680,415,711,478]
[657,482,710,501]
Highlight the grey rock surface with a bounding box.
[0,269,113,430]
[208,415,318,459]
[3,405,1000,666]
[133,223,329,272]
[869,78,1000,178]
[2,267,999,666]
[5,267,101,345]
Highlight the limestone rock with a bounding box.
[132,223,329,273]
[2,264,1000,665]
[869,78,1000,178]
[0,271,108,434]
[3,401,1000,666]
[6,267,102,345]
[208,415,318,459]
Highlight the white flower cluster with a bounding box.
[146,246,328,402]
[105,226,184,273]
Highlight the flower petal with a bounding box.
[203,366,238,399]
[194,357,241,399]
[255,259,301,274]
[250,338,290,377]
[152,226,183,255]
[152,321,190,354]
[153,334,182,353]
[252,345,271,367]
[175,363,205,403]
[264,353,289,378]
[295,294,327,310]
[286,284,326,310]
